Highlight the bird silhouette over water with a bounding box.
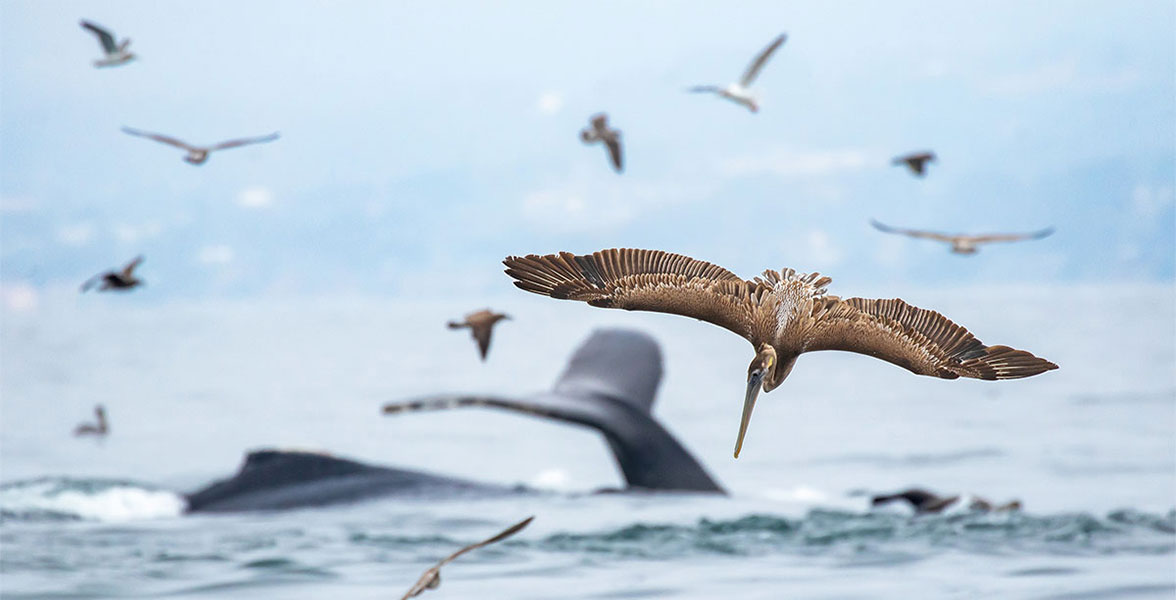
[400,516,533,599]
[872,488,1022,514]
[121,127,279,165]
[80,21,135,67]
[580,113,623,173]
[73,405,109,438]
[871,220,1055,255]
[504,248,1058,458]
[447,310,511,361]
[688,33,787,113]
[81,256,144,292]
[892,151,936,177]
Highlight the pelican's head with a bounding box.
[735,344,777,458]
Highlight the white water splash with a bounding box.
[0,478,186,522]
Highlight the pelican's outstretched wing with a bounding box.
[120,255,144,277]
[210,132,280,151]
[80,21,117,53]
[122,127,195,150]
[400,517,534,599]
[470,323,494,360]
[504,249,761,340]
[801,296,1057,380]
[740,33,787,87]
[603,135,623,172]
[870,220,956,243]
[967,227,1055,245]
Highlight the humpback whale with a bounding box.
[185,328,721,513]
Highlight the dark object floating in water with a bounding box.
[871,488,1022,515]
[400,516,533,599]
[186,328,721,513]
[73,404,109,438]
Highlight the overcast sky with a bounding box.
[1,1,1173,304]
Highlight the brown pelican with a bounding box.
[73,405,109,438]
[447,310,510,361]
[80,21,135,68]
[81,256,144,292]
[892,151,936,177]
[872,488,1022,514]
[688,33,787,113]
[579,113,623,173]
[121,127,279,165]
[400,516,533,599]
[503,248,1058,458]
[871,220,1055,255]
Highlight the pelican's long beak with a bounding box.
[735,373,763,458]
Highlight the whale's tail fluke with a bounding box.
[383,328,723,494]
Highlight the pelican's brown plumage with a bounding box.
[892,151,936,177]
[579,113,623,173]
[503,248,1057,458]
[74,404,109,438]
[81,255,144,292]
[121,127,279,165]
[400,516,533,599]
[872,220,1055,255]
[447,309,510,361]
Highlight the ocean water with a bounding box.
[1,284,1173,598]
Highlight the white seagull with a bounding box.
[688,33,787,113]
[80,21,135,68]
[121,127,280,165]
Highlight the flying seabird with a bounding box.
[688,33,787,113]
[579,113,623,173]
[872,488,1022,514]
[503,248,1058,458]
[400,516,533,600]
[81,255,144,292]
[80,20,135,68]
[73,405,109,438]
[447,309,510,361]
[871,220,1055,255]
[892,151,936,177]
[121,127,279,165]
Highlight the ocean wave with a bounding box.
[0,477,187,522]
[537,509,1176,559]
